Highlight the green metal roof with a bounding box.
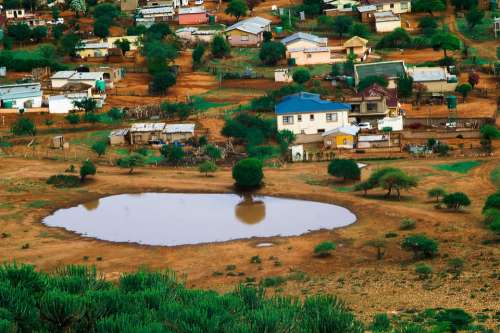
[355,61,406,82]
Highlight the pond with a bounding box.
[42,193,356,246]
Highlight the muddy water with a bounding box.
[43,193,356,246]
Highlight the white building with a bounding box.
[274,68,293,82]
[407,66,458,93]
[374,11,401,32]
[365,0,411,14]
[275,92,350,135]
[0,83,42,109]
[51,71,104,89]
[138,5,175,21]
[5,8,26,19]
[48,94,88,114]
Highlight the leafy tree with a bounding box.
[451,0,477,10]
[401,234,439,259]
[436,309,472,333]
[428,187,447,202]
[91,141,108,157]
[465,6,484,29]
[107,107,123,121]
[198,135,208,146]
[263,30,272,42]
[211,35,230,58]
[150,71,176,95]
[314,241,336,257]
[371,313,391,332]
[292,68,311,84]
[276,129,296,155]
[52,25,64,40]
[379,170,418,200]
[73,98,97,113]
[259,41,285,66]
[456,83,472,101]
[65,113,80,125]
[301,0,324,16]
[192,42,206,68]
[232,158,263,188]
[328,159,360,181]
[431,30,461,58]
[160,144,184,165]
[443,192,471,210]
[114,39,131,54]
[358,76,388,91]
[79,160,96,181]
[199,160,217,176]
[365,239,387,260]
[117,153,145,174]
[69,0,86,16]
[225,0,248,21]
[397,75,413,98]
[332,16,353,39]
[350,23,370,38]
[146,22,172,40]
[93,19,110,38]
[376,28,411,48]
[467,71,479,88]
[480,124,500,140]
[31,26,48,42]
[8,23,31,44]
[204,144,221,160]
[143,40,178,73]
[413,0,446,14]
[483,192,500,233]
[11,117,36,136]
[419,16,438,37]
[59,33,82,57]
[52,7,60,20]
[93,3,120,20]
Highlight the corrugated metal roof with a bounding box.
[322,125,360,136]
[78,42,109,49]
[275,92,350,115]
[287,46,330,53]
[51,71,77,79]
[374,11,400,22]
[357,5,376,12]
[140,6,174,14]
[226,17,271,35]
[110,128,130,137]
[163,123,195,133]
[178,6,206,14]
[281,32,327,46]
[355,61,406,81]
[68,72,104,81]
[130,123,166,132]
[0,82,42,100]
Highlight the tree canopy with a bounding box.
[465,6,484,29]
[443,192,471,210]
[211,35,231,58]
[328,159,360,181]
[232,158,264,189]
[431,30,461,58]
[225,0,248,21]
[259,41,285,66]
[292,68,311,84]
[11,117,36,136]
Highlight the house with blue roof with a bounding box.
[275,92,350,135]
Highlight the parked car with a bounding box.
[445,121,457,128]
[195,0,204,4]
[47,18,64,25]
[357,122,373,130]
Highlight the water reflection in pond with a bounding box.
[43,193,356,246]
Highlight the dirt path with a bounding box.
[0,156,498,323]
[444,4,498,60]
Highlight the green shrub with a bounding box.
[232,158,263,189]
[328,159,360,181]
[250,255,261,264]
[80,160,96,182]
[260,276,286,288]
[443,192,471,210]
[371,313,391,332]
[314,241,336,257]
[402,234,438,259]
[385,232,398,238]
[436,308,472,333]
[447,258,465,277]
[415,263,433,280]
[400,218,416,230]
[198,160,217,176]
[46,175,81,188]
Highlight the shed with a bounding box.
[322,125,359,149]
[109,128,130,145]
[373,11,401,33]
[129,122,166,145]
[51,136,64,149]
[48,95,75,114]
[162,123,195,142]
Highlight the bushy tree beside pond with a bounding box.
[232,158,263,189]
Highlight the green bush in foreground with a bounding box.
[0,263,364,332]
[47,174,81,188]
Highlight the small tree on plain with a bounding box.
[80,160,96,182]
[443,192,471,210]
[259,41,285,66]
[204,144,221,161]
[314,241,336,257]
[365,239,387,260]
[117,153,145,174]
[91,141,107,157]
[401,234,439,259]
[11,117,36,136]
[327,159,360,181]
[379,170,417,200]
[456,83,472,102]
[211,35,230,58]
[65,113,80,126]
[160,144,184,165]
[232,158,263,189]
[415,263,433,280]
[428,187,447,203]
[199,160,217,176]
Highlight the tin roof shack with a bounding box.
[275,68,293,82]
[373,11,401,33]
[354,60,406,88]
[109,128,130,145]
[129,123,166,145]
[357,133,392,148]
[176,27,219,43]
[276,92,350,135]
[226,17,272,47]
[342,36,369,58]
[178,6,209,25]
[365,0,411,13]
[322,125,360,149]
[407,66,458,93]
[138,6,175,21]
[162,123,195,142]
[51,71,105,90]
[0,83,42,109]
[357,5,377,23]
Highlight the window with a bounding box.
[301,129,305,134]
[367,103,378,113]
[306,53,312,58]
[376,4,382,10]
[317,129,325,133]
[326,113,338,122]
[390,3,394,8]
[241,35,249,41]
[297,115,302,122]
[343,138,348,145]
[282,116,294,124]
[309,114,314,121]
[351,104,361,113]
[401,1,408,9]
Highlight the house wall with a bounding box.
[178,13,208,25]
[375,19,401,32]
[285,39,324,49]
[110,135,127,145]
[287,50,332,65]
[374,1,410,14]
[51,78,70,88]
[106,36,140,50]
[162,132,194,142]
[6,9,25,19]
[227,29,261,46]
[277,110,349,135]
[77,48,109,58]
[417,81,458,93]
[130,131,163,144]
[3,95,42,108]
[49,98,75,114]
[345,45,366,57]
[323,134,355,148]
[121,0,138,11]
[275,70,293,82]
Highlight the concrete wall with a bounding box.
[77,48,109,58]
[375,1,411,14]
[375,19,401,33]
[418,81,458,93]
[51,78,69,88]
[227,30,261,46]
[4,95,42,108]
[287,50,332,65]
[277,110,349,135]
[178,13,208,25]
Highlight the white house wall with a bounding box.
[375,20,401,32]
[277,111,349,135]
[9,96,42,108]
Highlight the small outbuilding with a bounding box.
[162,123,195,142]
[322,125,360,149]
[129,122,166,145]
[373,11,401,33]
[109,128,130,145]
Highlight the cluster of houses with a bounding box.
[75,36,140,59]
[109,122,196,145]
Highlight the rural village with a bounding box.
[0,0,499,330]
